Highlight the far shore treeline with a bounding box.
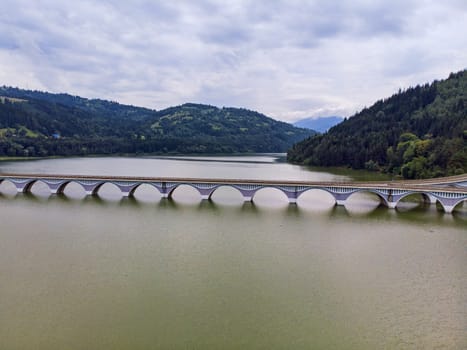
[288,70,466,179]
[1,70,465,180]
[0,88,315,156]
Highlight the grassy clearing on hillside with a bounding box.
[0,96,26,103]
[0,127,41,138]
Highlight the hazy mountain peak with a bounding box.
[293,116,344,133]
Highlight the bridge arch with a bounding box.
[55,181,89,196]
[128,183,163,199]
[346,189,389,207]
[0,179,20,195]
[93,182,127,198]
[297,187,338,200]
[451,198,467,213]
[208,185,245,202]
[22,180,51,195]
[56,181,71,195]
[250,186,290,204]
[55,181,86,195]
[296,188,337,208]
[395,191,436,209]
[438,197,467,214]
[167,183,208,201]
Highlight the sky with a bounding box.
[0,0,466,122]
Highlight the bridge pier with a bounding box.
[333,192,353,206]
[113,183,138,198]
[46,182,65,195]
[6,179,31,194]
[75,182,101,196]
[15,186,27,194]
[197,188,214,201]
[285,189,299,204]
[237,188,256,202]
[436,196,463,214]
[426,194,437,204]
[442,205,455,214]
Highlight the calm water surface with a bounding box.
[0,156,466,349]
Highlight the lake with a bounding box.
[0,155,466,349]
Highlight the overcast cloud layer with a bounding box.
[0,0,466,121]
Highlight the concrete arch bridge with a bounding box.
[0,173,466,214]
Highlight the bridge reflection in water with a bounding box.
[0,173,466,213]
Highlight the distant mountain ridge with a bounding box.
[0,87,314,156]
[287,70,467,179]
[0,86,155,121]
[293,116,344,133]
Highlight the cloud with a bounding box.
[0,0,466,122]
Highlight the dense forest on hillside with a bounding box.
[0,87,314,156]
[139,103,314,153]
[287,70,467,179]
[1,87,155,122]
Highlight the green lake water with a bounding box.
[0,156,465,349]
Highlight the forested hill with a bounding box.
[0,87,314,156]
[139,103,315,153]
[0,86,156,122]
[287,70,467,179]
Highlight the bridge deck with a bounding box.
[1,173,466,194]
